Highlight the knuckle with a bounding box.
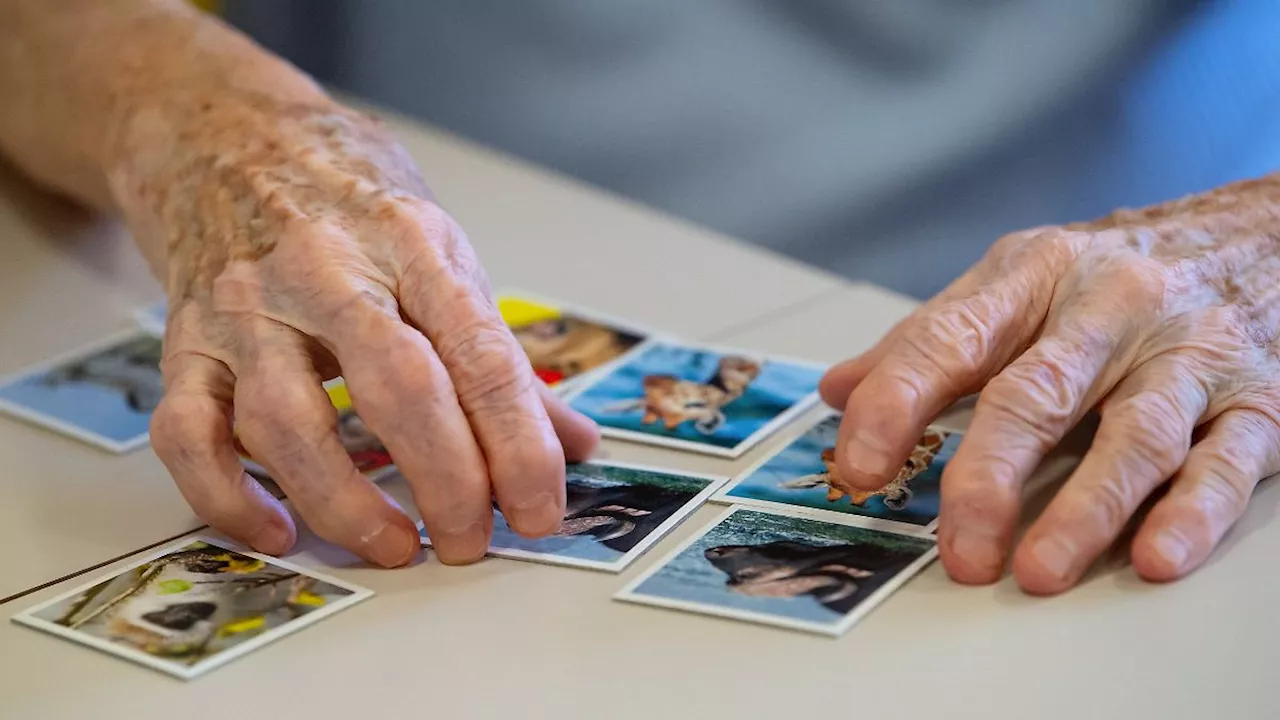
[1074,478,1140,533]
[235,377,333,449]
[904,294,1002,381]
[1103,391,1191,477]
[436,321,534,410]
[977,371,1072,451]
[1114,258,1169,310]
[149,394,218,465]
[1191,463,1253,520]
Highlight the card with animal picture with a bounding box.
[615,506,937,637]
[236,379,396,482]
[419,460,725,572]
[497,290,655,394]
[563,341,825,458]
[11,536,373,680]
[0,331,163,453]
[712,411,960,533]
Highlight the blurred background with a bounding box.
[215,0,1280,300]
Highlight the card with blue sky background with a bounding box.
[0,331,163,453]
[712,411,961,534]
[563,341,825,458]
[418,460,725,572]
[615,506,937,637]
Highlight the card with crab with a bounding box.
[562,340,826,459]
[711,410,962,534]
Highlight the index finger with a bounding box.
[835,286,1034,491]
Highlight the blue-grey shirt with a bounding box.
[225,0,1280,298]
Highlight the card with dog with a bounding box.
[418,460,725,572]
[11,536,374,680]
[0,331,163,453]
[562,341,825,458]
[614,506,937,637]
[712,411,960,533]
[236,378,396,482]
[497,290,656,394]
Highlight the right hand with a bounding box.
[111,91,600,567]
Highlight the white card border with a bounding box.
[613,504,939,637]
[0,329,161,454]
[560,339,827,459]
[494,287,675,396]
[420,458,727,573]
[710,409,954,536]
[11,534,375,680]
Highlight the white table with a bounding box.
[2,101,1277,720]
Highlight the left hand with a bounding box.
[819,176,1280,594]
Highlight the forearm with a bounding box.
[0,0,332,227]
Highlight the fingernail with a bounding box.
[1151,529,1190,571]
[507,491,562,535]
[1030,536,1077,581]
[365,520,419,568]
[843,434,894,480]
[435,521,488,564]
[950,525,1004,571]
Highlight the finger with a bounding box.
[819,267,985,409]
[539,382,600,462]
[1131,408,1280,581]
[938,311,1137,583]
[150,352,295,555]
[835,282,1038,492]
[232,321,420,568]
[393,203,568,537]
[1010,356,1208,594]
[326,301,496,565]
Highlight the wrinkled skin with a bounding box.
[821,178,1280,594]
[111,93,600,568]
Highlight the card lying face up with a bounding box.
[563,341,825,458]
[712,411,961,533]
[11,537,373,680]
[615,506,937,637]
[0,331,163,453]
[419,460,725,572]
[497,291,653,394]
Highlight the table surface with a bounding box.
[2,101,1278,720]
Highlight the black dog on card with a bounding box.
[703,540,919,614]
[553,481,697,553]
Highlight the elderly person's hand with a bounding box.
[0,0,599,569]
[129,94,599,569]
[821,179,1280,594]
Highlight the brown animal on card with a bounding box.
[779,427,949,510]
[634,355,762,434]
[510,316,642,382]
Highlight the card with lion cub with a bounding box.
[564,340,824,458]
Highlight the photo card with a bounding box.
[563,340,825,458]
[0,330,163,453]
[712,410,961,533]
[419,459,725,572]
[496,290,658,394]
[615,506,937,637]
[11,536,374,680]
